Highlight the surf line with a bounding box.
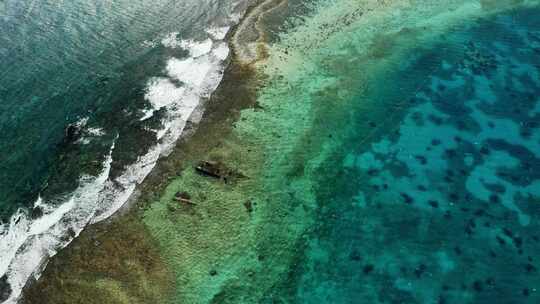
[0,18,242,304]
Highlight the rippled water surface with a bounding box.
[2,1,540,303]
[0,0,239,218]
[0,0,246,302]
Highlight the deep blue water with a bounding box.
[273,6,540,304]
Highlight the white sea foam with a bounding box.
[182,39,214,57]
[162,34,213,57]
[161,32,182,48]
[99,33,232,222]
[0,16,237,304]
[141,39,158,48]
[206,26,230,40]
[86,127,105,136]
[0,142,115,304]
[140,77,186,121]
[74,116,89,128]
[167,57,214,88]
[76,126,106,144]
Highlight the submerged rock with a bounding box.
[63,123,82,144]
[400,193,414,204]
[0,275,11,303]
[30,206,44,219]
[363,264,375,274]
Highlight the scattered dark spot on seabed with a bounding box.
[267,6,540,304]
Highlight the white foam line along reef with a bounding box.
[0,15,240,303]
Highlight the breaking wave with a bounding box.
[0,20,237,304]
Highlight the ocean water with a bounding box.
[261,2,540,303]
[0,0,248,302]
[4,0,540,303]
[137,1,540,303]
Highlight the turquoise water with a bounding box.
[270,6,540,304]
[2,1,540,303]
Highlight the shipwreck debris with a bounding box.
[174,191,196,205]
[195,161,223,179]
[195,160,247,182]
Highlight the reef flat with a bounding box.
[20,0,540,303]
